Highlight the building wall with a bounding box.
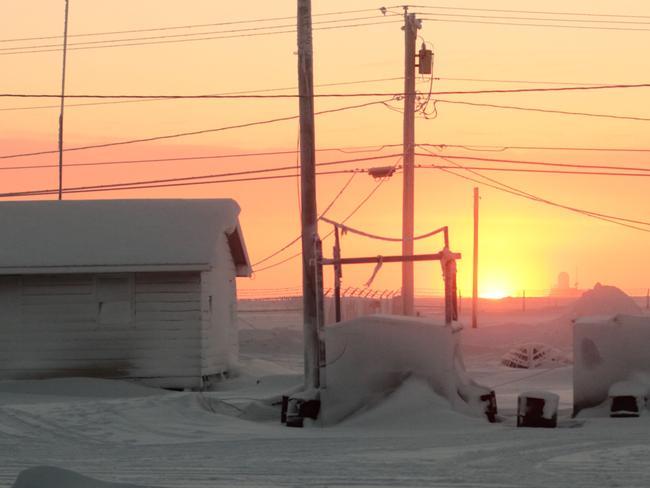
[0,271,206,389]
[200,232,239,377]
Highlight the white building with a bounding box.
[0,199,251,390]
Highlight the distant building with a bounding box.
[0,199,251,389]
[549,271,581,298]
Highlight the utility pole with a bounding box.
[472,187,479,328]
[401,9,419,316]
[57,0,70,201]
[297,0,324,392]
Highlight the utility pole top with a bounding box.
[401,11,420,316]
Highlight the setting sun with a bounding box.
[479,289,510,300]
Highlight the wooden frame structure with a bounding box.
[321,226,460,324]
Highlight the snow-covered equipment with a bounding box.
[573,314,650,415]
[320,315,496,425]
[281,394,321,428]
[608,381,647,418]
[501,343,570,369]
[517,391,559,428]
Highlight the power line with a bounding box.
[0,7,391,43]
[3,82,650,99]
[0,153,399,197]
[417,11,650,26]
[435,76,618,86]
[417,164,650,177]
[420,147,650,231]
[0,144,402,171]
[419,16,650,32]
[0,15,400,53]
[412,5,650,20]
[418,143,650,153]
[253,157,402,273]
[0,76,412,112]
[0,168,365,199]
[0,19,404,56]
[414,151,650,173]
[251,172,358,267]
[431,98,650,122]
[5,76,633,113]
[0,99,392,160]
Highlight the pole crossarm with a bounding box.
[320,216,448,244]
[322,251,461,266]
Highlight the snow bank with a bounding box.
[568,283,641,319]
[0,378,165,406]
[321,315,492,425]
[12,466,155,488]
[339,377,478,430]
[573,314,650,414]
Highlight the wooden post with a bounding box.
[401,11,418,316]
[646,288,649,310]
[333,225,342,323]
[314,236,326,388]
[522,289,526,312]
[472,187,479,328]
[297,0,321,391]
[444,260,452,324]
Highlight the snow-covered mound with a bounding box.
[569,283,641,319]
[322,315,493,425]
[0,377,166,406]
[574,314,650,414]
[340,377,482,430]
[501,343,571,369]
[12,466,155,488]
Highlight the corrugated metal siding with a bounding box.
[0,272,203,388]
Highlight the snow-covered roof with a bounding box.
[0,199,251,276]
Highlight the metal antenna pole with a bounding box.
[57,0,70,201]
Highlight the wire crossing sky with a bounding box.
[2,0,649,297]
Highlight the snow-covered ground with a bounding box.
[2,294,650,487]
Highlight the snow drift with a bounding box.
[573,314,650,414]
[321,315,493,425]
[568,283,641,319]
[12,466,155,488]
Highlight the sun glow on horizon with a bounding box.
[479,289,510,300]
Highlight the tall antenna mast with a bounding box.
[57,0,70,201]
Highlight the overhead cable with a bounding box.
[0,99,392,160]
[3,82,650,99]
[431,98,650,122]
[421,148,650,231]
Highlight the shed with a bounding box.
[0,199,251,389]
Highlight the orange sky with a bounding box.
[2,1,649,298]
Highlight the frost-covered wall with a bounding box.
[321,315,491,425]
[0,272,206,389]
[573,314,650,414]
[200,232,239,376]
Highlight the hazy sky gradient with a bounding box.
[2,1,649,297]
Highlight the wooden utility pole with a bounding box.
[57,0,70,201]
[297,0,324,391]
[472,187,479,328]
[402,10,418,316]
